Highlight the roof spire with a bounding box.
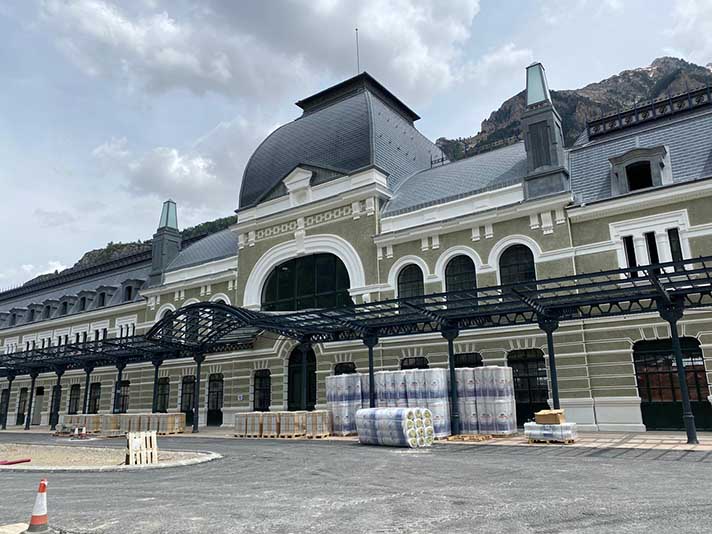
[158,199,178,230]
[525,62,551,107]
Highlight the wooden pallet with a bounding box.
[305,434,331,439]
[528,438,575,445]
[277,433,306,439]
[446,434,493,442]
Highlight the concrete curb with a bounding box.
[0,450,222,473]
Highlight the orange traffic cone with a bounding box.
[24,479,49,533]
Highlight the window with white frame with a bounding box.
[610,211,690,275]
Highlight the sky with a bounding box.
[0,0,710,288]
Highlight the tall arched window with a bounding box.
[445,256,477,293]
[262,253,352,311]
[499,245,536,287]
[398,264,424,299]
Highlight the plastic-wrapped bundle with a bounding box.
[425,368,448,400]
[393,371,408,407]
[458,399,479,434]
[524,422,577,442]
[359,373,371,407]
[405,369,427,403]
[326,374,363,436]
[385,372,398,407]
[475,366,517,435]
[374,371,389,407]
[426,400,451,437]
[356,407,433,448]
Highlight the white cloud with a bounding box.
[469,43,533,85]
[666,0,712,66]
[33,208,78,228]
[40,0,481,104]
[92,113,273,211]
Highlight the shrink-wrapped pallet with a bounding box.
[262,412,280,437]
[524,422,577,442]
[279,411,306,437]
[326,374,364,435]
[245,412,263,437]
[475,366,517,435]
[305,410,330,437]
[101,414,120,433]
[235,413,249,437]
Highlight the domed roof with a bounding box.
[238,73,442,210]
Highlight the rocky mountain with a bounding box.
[437,57,712,161]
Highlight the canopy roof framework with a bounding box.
[148,255,712,345]
[2,255,712,378]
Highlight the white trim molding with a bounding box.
[243,234,367,309]
[209,293,232,305]
[433,246,483,291]
[386,255,435,297]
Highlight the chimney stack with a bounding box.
[521,63,569,199]
[148,200,181,286]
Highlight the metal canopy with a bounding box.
[0,332,257,378]
[146,255,712,344]
[3,255,712,378]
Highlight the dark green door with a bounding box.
[508,349,549,425]
[288,348,316,411]
[634,339,712,430]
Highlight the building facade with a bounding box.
[3,64,712,432]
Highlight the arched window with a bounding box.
[454,352,483,368]
[445,256,477,293]
[401,356,429,370]
[398,264,424,299]
[499,245,536,287]
[334,362,357,375]
[262,253,352,311]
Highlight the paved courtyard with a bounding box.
[1,431,712,533]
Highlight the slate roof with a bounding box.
[0,262,150,315]
[382,141,528,217]
[166,229,238,272]
[238,73,441,210]
[570,108,712,203]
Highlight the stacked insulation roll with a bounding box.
[455,367,479,434]
[423,368,451,438]
[356,407,434,448]
[325,373,363,436]
[475,366,517,435]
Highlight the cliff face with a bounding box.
[437,57,712,160]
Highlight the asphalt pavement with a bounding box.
[1,432,711,533]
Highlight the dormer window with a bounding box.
[625,161,653,191]
[78,297,86,311]
[43,306,51,319]
[609,145,672,196]
[28,309,35,322]
[60,301,69,315]
[97,292,106,307]
[124,286,133,302]
[9,313,16,326]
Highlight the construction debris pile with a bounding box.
[355,407,434,448]
[326,366,517,439]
